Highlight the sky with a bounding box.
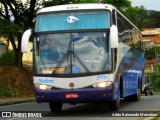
[131,0,160,11]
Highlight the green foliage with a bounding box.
[149,11,160,28]
[0,50,15,66]
[0,87,19,97]
[0,78,16,97]
[0,88,12,97]
[0,19,23,38]
[148,73,160,92]
[123,6,147,29]
[141,11,160,28]
[0,0,38,67]
[151,117,160,120]
[144,48,156,60]
[103,0,131,11]
[124,7,160,29]
[143,18,155,28]
[144,47,160,60]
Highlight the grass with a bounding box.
[147,73,160,92]
[0,67,34,98]
[152,117,160,120]
[0,78,19,97]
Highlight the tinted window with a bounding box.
[36,11,110,32]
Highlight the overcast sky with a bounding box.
[131,0,160,11]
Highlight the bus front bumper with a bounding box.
[35,87,115,103]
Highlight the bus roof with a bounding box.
[37,3,113,14]
[37,3,140,32]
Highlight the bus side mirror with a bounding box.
[110,25,118,48]
[21,29,32,53]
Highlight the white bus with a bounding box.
[21,3,145,112]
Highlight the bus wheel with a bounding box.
[108,99,120,111]
[124,96,131,102]
[49,102,62,112]
[132,89,140,101]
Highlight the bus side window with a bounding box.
[112,10,116,25]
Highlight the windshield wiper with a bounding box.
[52,37,90,75]
[72,41,90,73]
[52,42,70,75]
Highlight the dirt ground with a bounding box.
[0,66,34,97]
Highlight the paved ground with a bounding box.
[0,96,35,106]
[0,94,160,120]
[0,92,159,106]
[0,95,160,120]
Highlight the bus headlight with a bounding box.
[35,84,52,90]
[93,81,112,88]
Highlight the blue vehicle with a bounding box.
[21,3,145,112]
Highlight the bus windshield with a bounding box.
[34,32,111,75]
[35,11,110,32]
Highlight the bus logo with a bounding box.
[96,75,108,80]
[63,16,79,23]
[38,78,54,84]
[72,66,79,73]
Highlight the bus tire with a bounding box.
[108,99,120,111]
[132,89,140,101]
[49,102,62,112]
[124,96,131,102]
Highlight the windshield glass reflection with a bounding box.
[34,32,111,74]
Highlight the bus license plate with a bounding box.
[66,93,78,98]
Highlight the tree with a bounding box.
[144,48,156,60]
[149,11,160,28]
[103,0,131,11]
[144,47,160,60]
[136,6,147,29]
[0,0,37,67]
[123,6,147,30]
